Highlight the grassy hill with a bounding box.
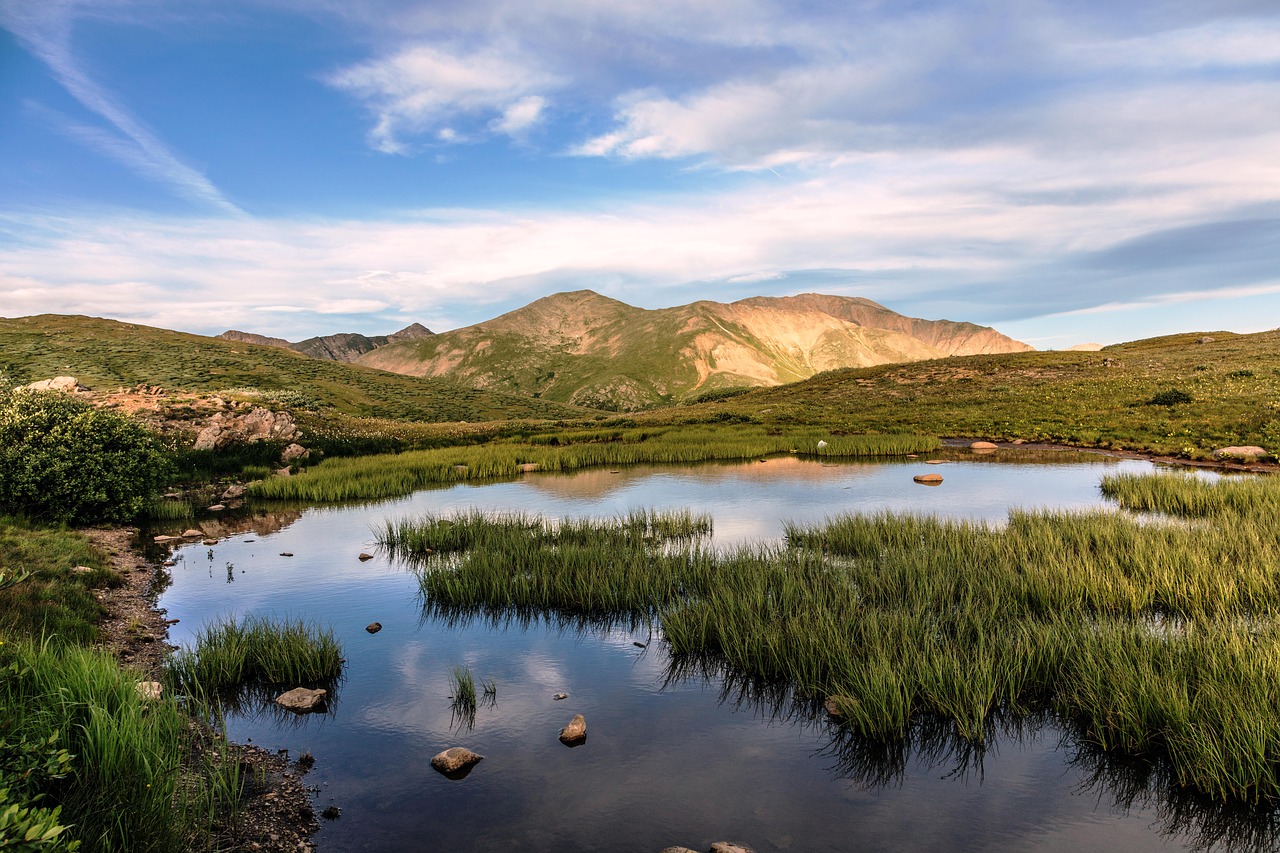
[357,290,1030,410]
[0,315,589,424]
[691,329,1280,458]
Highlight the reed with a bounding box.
[251,426,939,502]
[167,614,344,698]
[384,471,1280,802]
[448,666,477,714]
[0,636,242,851]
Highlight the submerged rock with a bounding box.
[358,552,375,562]
[553,693,568,701]
[431,747,483,775]
[276,687,327,713]
[559,714,587,744]
[970,441,999,451]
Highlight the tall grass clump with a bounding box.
[391,471,1280,803]
[0,636,242,852]
[251,425,938,502]
[168,614,343,699]
[449,667,477,714]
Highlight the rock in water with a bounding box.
[366,622,382,634]
[358,552,375,562]
[913,473,943,485]
[559,713,587,744]
[276,687,327,713]
[710,844,758,853]
[970,441,999,450]
[431,747,483,775]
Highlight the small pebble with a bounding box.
[553,693,568,700]
[280,552,294,557]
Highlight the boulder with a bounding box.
[366,622,382,634]
[181,529,204,538]
[913,473,943,485]
[710,844,758,853]
[559,713,587,744]
[202,538,218,546]
[221,484,247,501]
[194,406,300,451]
[153,535,183,543]
[970,441,999,450]
[281,443,310,464]
[358,552,375,562]
[430,747,483,775]
[20,376,85,393]
[135,681,163,701]
[276,687,327,713]
[1196,336,1215,344]
[1212,446,1268,462]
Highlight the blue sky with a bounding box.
[1,0,1278,348]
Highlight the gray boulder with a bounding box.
[276,687,327,713]
[1212,446,1268,462]
[431,747,483,775]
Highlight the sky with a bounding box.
[1,1,1278,349]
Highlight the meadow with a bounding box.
[251,425,939,501]
[380,471,1280,803]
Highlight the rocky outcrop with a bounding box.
[193,407,300,450]
[281,443,310,464]
[709,843,758,853]
[1212,446,1268,461]
[19,376,87,392]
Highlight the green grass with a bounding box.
[449,667,477,714]
[0,518,116,645]
[697,329,1280,459]
[254,425,938,502]
[382,471,1280,803]
[0,637,243,852]
[167,614,344,699]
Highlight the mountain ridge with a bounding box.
[218,322,433,363]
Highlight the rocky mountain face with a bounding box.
[356,290,1033,411]
[218,323,433,363]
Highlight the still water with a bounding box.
[155,451,1272,852]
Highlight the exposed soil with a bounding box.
[83,526,319,853]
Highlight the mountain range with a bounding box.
[218,323,433,362]
[352,291,1031,410]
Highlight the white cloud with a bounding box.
[327,44,560,152]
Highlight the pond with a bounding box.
[154,450,1275,852]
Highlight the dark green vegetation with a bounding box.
[0,390,171,524]
[0,315,587,423]
[167,615,343,699]
[701,330,1280,459]
[383,472,1280,803]
[1,638,243,852]
[358,290,1027,410]
[255,426,939,501]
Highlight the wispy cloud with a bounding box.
[0,0,241,213]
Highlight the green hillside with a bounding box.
[696,329,1280,458]
[0,315,589,423]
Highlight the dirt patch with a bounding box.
[83,527,319,853]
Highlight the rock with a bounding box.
[153,535,183,543]
[1212,446,1268,461]
[633,641,647,648]
[221,484,247,500]
[559,714,587,744]
[275,687,327,713]
[181,529,204,538]
[71,565,94,574]
[20,376,85,393]
[430,747,483,775]
[135,681,163,701]
[925,459,946,464]
[358,553,375,562]
[1196,336,1215,344]
[281,443,310,464]
[823,696,846,718]
[321,806,340,820]
[194,406,300,451]
[913,473,944,485]
[660,848,699,853]
[518,462,540,473]
[207,504,226,512]
[710,844,757,853]
[553,693,568,701]
[279,552,294,557]
[366,622,382,634]
[202,538,218,546]
[274,467,292,477]
[970,441,999,450]
[163,492,182,499]
[1012,439,1026,445]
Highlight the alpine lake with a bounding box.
[149,446,1277,852]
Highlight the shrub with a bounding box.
[1148,388,1192,406]
[0,391,172,524]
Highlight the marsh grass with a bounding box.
[252,426,938,502]
[0,636,242,852]
[449,666,477,714]
[384,471,1280,802]
[0,518,115,644]
[167,614,344,699]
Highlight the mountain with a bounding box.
[356,290,1032,410]
[218,322,433,363]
